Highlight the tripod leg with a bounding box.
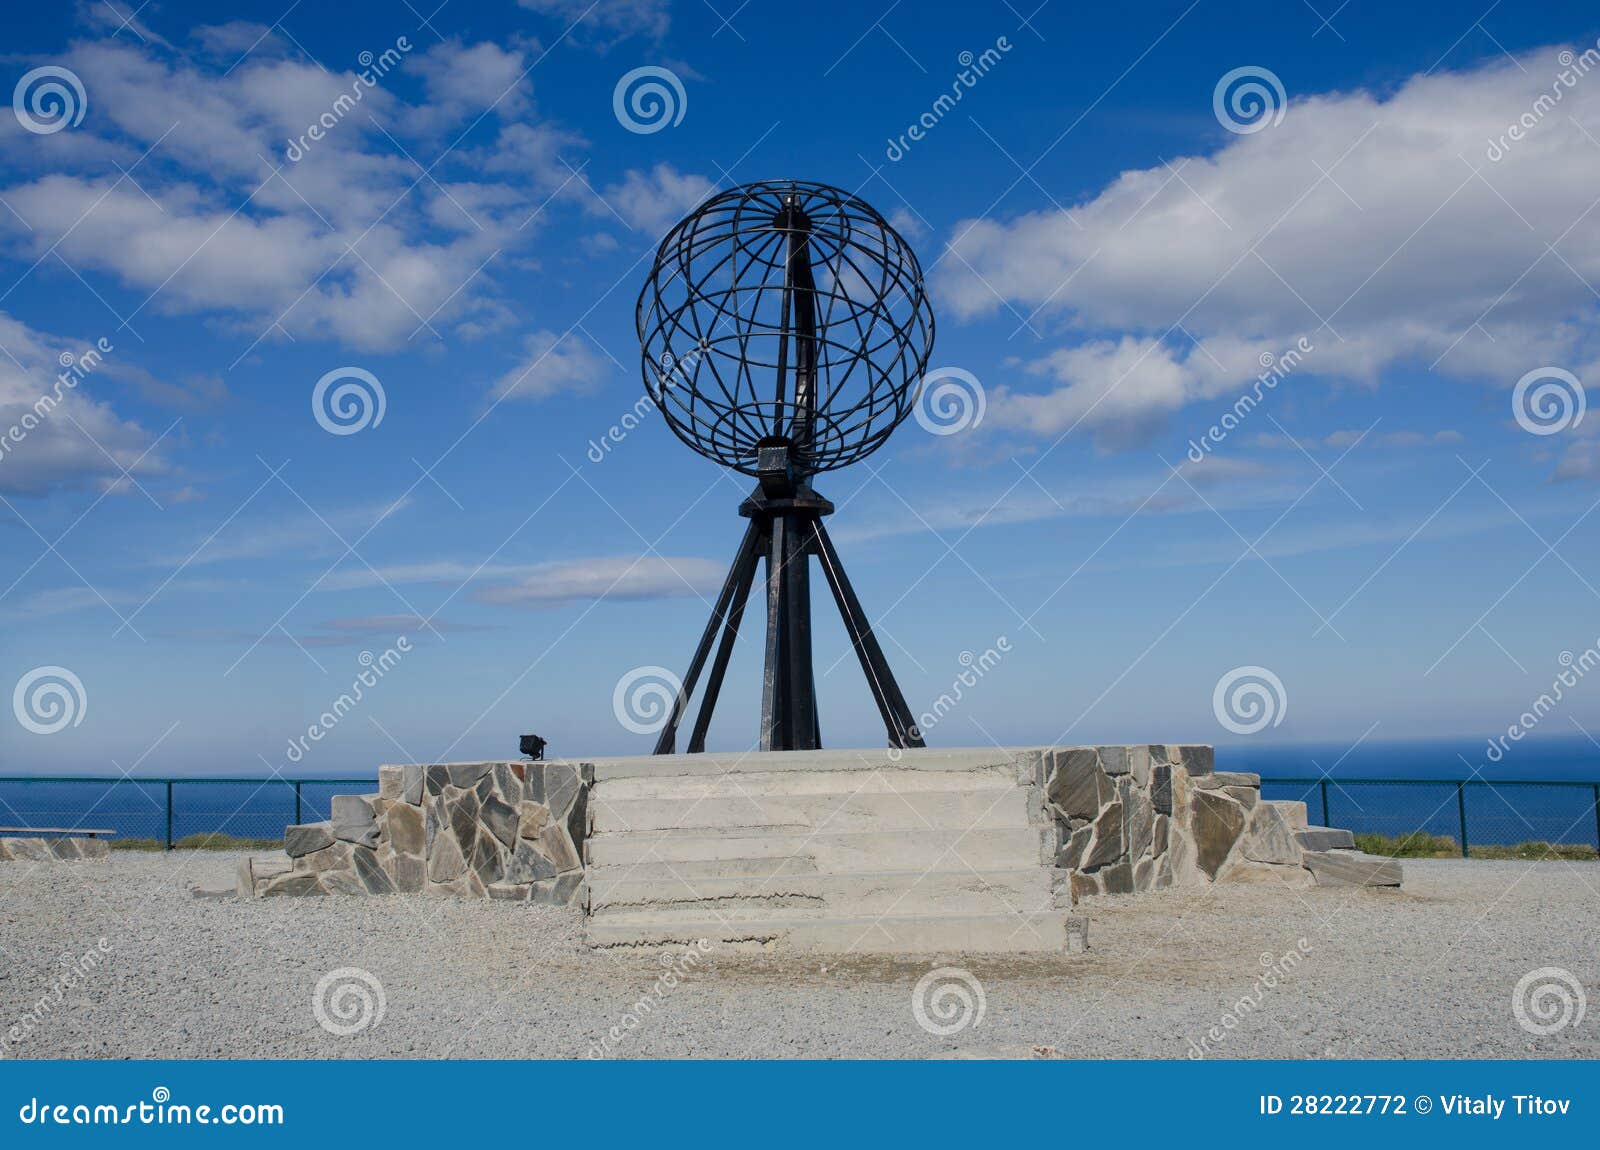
[653,519,763,755]
[687,525,762,753]
[809,518,925,748]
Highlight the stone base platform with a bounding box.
[238,746,1400,955]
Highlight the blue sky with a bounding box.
[6,0,1600,778]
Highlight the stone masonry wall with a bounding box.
[239,760,591,905]
[1024,744,1317,900]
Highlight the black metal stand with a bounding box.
[653,445,923,754]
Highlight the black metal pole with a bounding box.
[759,514,789,751]
[784,207,819,452]
[1593,782,1599,852]
[1319,779,1330,826]
[1457,781,1469,858]
[165,779,173,851]
[780,512,818,750]
[294,780,302,827]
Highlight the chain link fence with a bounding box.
[1259,778,1600,854]
[0,778,372,849]
[1,775,1597,854]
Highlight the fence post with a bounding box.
[1457,781,1469,858]
[1592,783,1599,852]
[164,780,174,851]
[1319,779,1330,826]
[294,780,302,827]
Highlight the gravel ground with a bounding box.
[1,851,1596,1060]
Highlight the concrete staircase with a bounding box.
[583,748,1065,953]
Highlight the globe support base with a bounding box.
[651,485,925,755]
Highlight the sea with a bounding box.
[0,738,1596,848]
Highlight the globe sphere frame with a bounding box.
[637,179,935,478]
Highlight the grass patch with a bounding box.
[1353,831,1598,860]
[1468,841,1598,861]
[1354,831,1461,857]
[110,833,282,852]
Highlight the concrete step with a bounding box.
[591,787,1030,835]
[586,825,1046,872]
[585,910,1067,954]
[596,765,1016,801]
[585,747,1025,781]
[589,855,823,881]
[1295,826,1355,851]
[1303,849,1403,887]
[588,866,1053,920]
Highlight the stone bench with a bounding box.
[0,827,116,861]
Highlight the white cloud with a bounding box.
[888,206,929,241]
[191,22,282,60]
[481,121,587,187]
[0,35,587,352]
[934,47,1600,447]
[490,330,612,401]
[472,555,722,606]
[597,163,715,235]
[0,313,168,496]
[317,614,493,637]
[149,496,411,567]
[406,39,533,136]
[1323,428,1462,449]
[517,0,670,42]
[316,554,723,606]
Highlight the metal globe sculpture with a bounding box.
[638,179,934,477]
[637,179,933,755]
